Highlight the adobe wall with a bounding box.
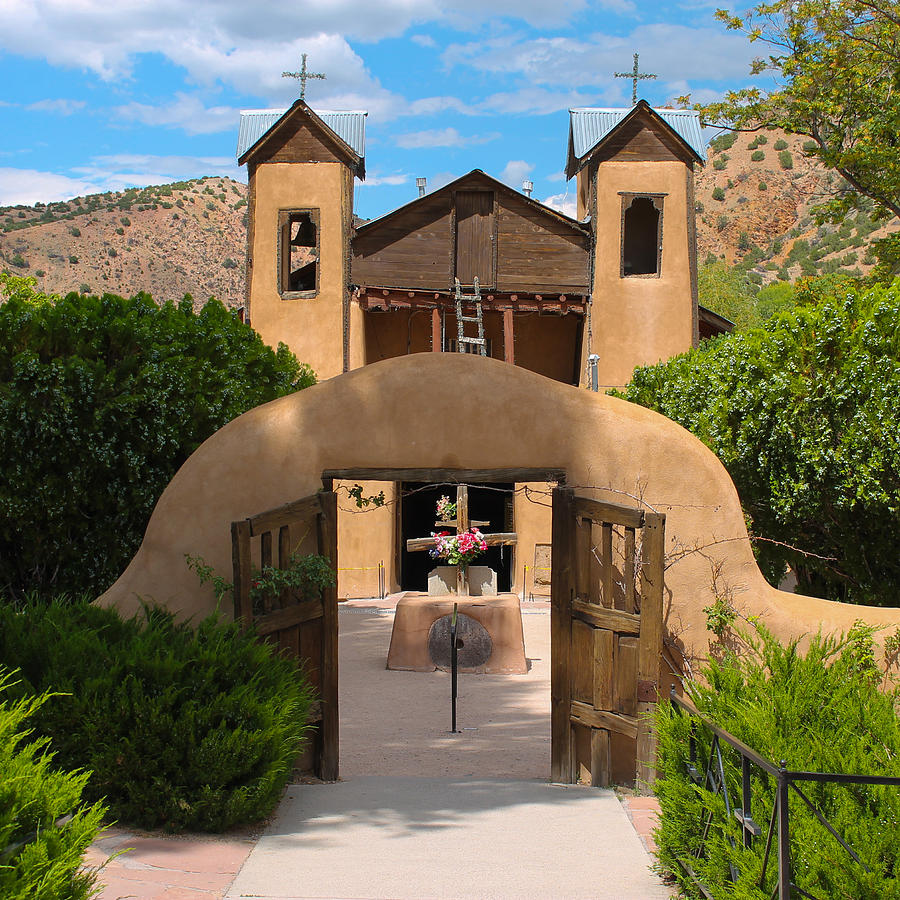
[248,161,351,381]
[585,160,696,389]
[97,354,900,663]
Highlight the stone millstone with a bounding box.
[427,612,493,671]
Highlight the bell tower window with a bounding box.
[620,194,664,277]
[279,209,319,297]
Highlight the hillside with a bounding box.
[694,129,898,284]
[0,177,248,308]
[2,141,897,308]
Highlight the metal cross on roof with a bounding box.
[282,53,326,101]
[614,52,657,106]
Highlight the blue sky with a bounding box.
[0,1,760,220]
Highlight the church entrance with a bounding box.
[399,481,513,592]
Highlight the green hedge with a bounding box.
[655,625,900,899]
[0,670,105,900]
[0,599,315,832]
[0,274,315,600]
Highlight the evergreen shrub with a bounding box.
[750,150,765,162]
[0,669,106,900]
[0,598,315,832]
[710,132,738,153]
[655,624,900,899]
[0,275,315,599]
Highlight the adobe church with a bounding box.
[236,97,727,599]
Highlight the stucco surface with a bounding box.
[99,353,900,661]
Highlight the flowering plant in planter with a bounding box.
[429,528,488,567]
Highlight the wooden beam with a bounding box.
[230,520,252,628]
[254,599,324,636]
[572,599,641,635]
[317,490,340,782]
[573,496,644,529]
[551,486,576,783]
[323,467,566,485]
[503,307,515,365]
[432,307,441,351]
[247,493,323,536]
[406,532,517,552]
[569,700,639,741]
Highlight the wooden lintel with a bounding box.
[574,496,645,529]
[324,467,567,485]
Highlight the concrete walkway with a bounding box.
[226,776,670,900]
[87,601,671,899]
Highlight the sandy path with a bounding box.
[338,603,551,778]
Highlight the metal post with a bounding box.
[450,602,459,733]
[777,762,791,899]
[588,353,600,391]
[742,756,753,849]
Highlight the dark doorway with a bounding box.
[400,482,513,592]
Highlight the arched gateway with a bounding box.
[99,354,900,781]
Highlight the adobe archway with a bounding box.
[99,352,900,664]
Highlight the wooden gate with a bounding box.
[231,491,338,781]
[550,487,665,788]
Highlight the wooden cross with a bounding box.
[282,53,327,101]
[406,484,517,596]
[614,52,657,106]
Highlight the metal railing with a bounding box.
[669,687,900,900]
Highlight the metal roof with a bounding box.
[569,106,705,165]
[236,108,367,161]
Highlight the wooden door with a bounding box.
[231,491,339,781]
[550,487,665,789]
[455,190,495,287]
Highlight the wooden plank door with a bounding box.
[231,490,339,781]
[455,190,495,287]
[550,487,665,789]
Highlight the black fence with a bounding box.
[669,687,900,900]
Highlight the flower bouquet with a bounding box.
[429,527,488,567]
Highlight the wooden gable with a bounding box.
[239,102,363,176]
[352,171,590,295]
[587,107,697,165]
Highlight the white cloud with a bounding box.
[26,99,86,115]
[498,159,534,187]
[542,191,577,218]
[115,93,239,135]
[0,168,98,205]
[0,154,244,204]
[546,171,567,183]
[395,127,499,149]
[479,87,596,115]
[411,34,437,48]
[356,172,409,187]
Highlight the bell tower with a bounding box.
[567,101,704,389]
[238,101,366,380]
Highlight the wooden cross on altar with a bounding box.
[614,52,657,106]
[405,485,517,596]
[282,53,326,101]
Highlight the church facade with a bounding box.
[236,99,722,598]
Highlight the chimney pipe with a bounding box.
[522,179,533,197]
[416,177,427,198]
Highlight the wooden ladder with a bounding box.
[454,277,487,356]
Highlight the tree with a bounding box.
[0,276,315,599]
[692,1,900,223]
[619,276,900,606]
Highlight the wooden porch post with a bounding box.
[432,307,442,351]
[503,308,515,364]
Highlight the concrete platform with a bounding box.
[225,776,671,900]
